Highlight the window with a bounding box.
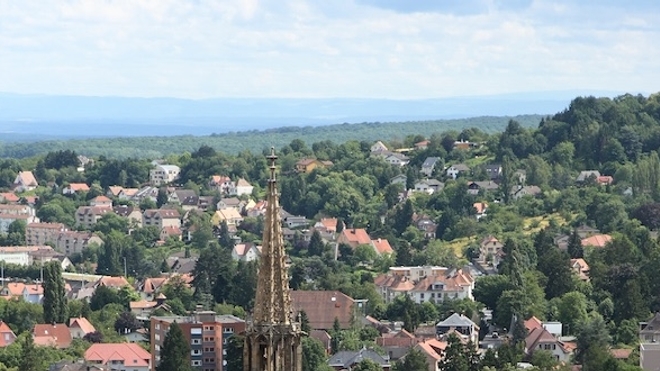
[155,323,161,330]
[224,327,234,333]
[154,334,160,341]
[191,328,202,335]
[192,360,201,366]
[204,347,215,352]
[192,339,201,345]
[191,349,201,356]
[204,325,215,331]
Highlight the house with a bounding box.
[453,140,472,150]
[21,283,44,304]
[75,206,112,229]
[385,153,410,167]
[310,330,332,354]
[55,231,104,256]
[467,181,499,195]
[479,236,503,266]
[415,140,430,150]
[13,171,38,192]
[414,338,447,371]
[581,234,612,248]
[209,175,235,195]
[212,208,243,226]
[473,202,488,220]
[408,268,475,304]
[0,321,17,347]
[597,176,614,185]
[232,243,262,262]
[0,204,39,233]
[371,141,389,153]
[216,196,243,212]
[446,164,470,179]
[485,164,503,180]
[372,238,394,255]
[283,214,309,229]
[575,224,600,238]
[420,157,440,177]
[130,294,170,317]
[160,226,182,242]
[375,330,418,361]
[235,178,254,196]
[524,322,575,363]
[168,189,199,210]
[113,205,143,227]
[63,183,90,195]
[414,179,444,194]
[290,291,359,330]
[33,323,72,348]
[514,169,527,185]
[436,313,480,344]
[296,158,333,173]
[26,222,67,246]
[640,343,660,371]
[328,348,391,370]
[0,246,56,266]
[576,170,601,183]
[117,188,140,200]
[314,218,341,234]
[337,228,393,256]
[85,343,151,371]
[90,196,113,207]
[48,360,107,371]
[390,174,408,187]
[640,312,660,343]
[142,209,181,230]
[570,258,590,281]
[511,185,542,200]
[415,215,437,239]
[69,317,96,339]
[0,192,20,203]
[150,164,180,186]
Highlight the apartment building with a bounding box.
[150,165,180,186]
[151,311,245,371]
[143,209,181,230]
[0,204,38,233]
[26,222,67,246]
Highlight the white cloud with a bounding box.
[0,0,657,98]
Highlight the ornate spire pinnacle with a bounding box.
[244,148,302,371]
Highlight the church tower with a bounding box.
[244,148,303,371]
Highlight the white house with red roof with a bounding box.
[13,171,38,192]
[375,266,474,304]
[478,235,504,265]
[232,243,262,262]
[69,317,96,339]
[63,183,90,195]
[85,343,151,371]
[524,316,576,363]
[0,321,17,348]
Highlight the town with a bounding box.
[1,94,659,371]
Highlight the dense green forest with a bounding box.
[2,93,660,371]
[0,115,542,159]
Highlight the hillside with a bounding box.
[0,114,543,159]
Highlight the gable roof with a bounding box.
[0,321,16,347]
[577,170,601,182]
[328,348,390,368]
[290,290,356,330]
[15,171,38,186]
[67,183,90,192]
[340,228,372,247]
[372,238,393,255]
[69,317,96,334]
[84,343,151,367]
[524,316,543,333]
[0,192,20,203]
[473,202,488,214]
[33,323,72,348]
[581,234,612,248]
[436,313,477,328]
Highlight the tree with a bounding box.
[308,230,325,256]
[353,359,382,371]
[473,274,513,312]
[42,261,68,324]
[96,231,126,276]
[90,285,121,311]
[303,337,328,371]
[566,229,584,258]
[530,350,559,371]
[225,334,244,371]
[557,291,588,335]
[299,310,311,334]
[18,334,39,371]
[395,347,428,371]
[83,331,104,343]
[537,248,575,299]
[156,322,193,371]
[330,317,342,354]
[114,311,140,334]
[439,333,469,371]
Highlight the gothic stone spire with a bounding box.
[244,147,302,371]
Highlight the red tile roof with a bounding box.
[0,321,16,347]
[0,193,20,203]
[339,228,372,248]
[610,348,632,359]
[371,239,393,255]
[473,202,488,214]
[581,234,612,248]
[290,291,356,330]
[85,343,151,368]
[69,317,96,334]
[524,316,543,333]
[33,323,72,348]
[67,183,90,192]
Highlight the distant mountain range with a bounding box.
[0,90,637,140]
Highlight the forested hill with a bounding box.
[0,115,543,159]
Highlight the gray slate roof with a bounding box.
[328,348,390,368]
[422,157,440,168]
[436,313,477,328]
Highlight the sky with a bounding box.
[0,0,658,99]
